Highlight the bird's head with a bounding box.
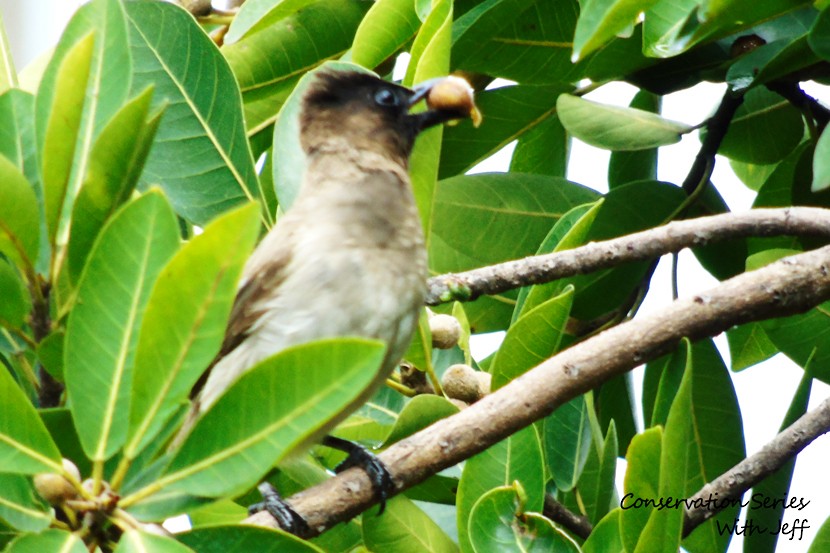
[300,70,479,165]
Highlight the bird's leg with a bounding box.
[323,435,394,514]
[248,482,309,536]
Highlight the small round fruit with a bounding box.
[430,314,462,349]
[426,76,482,127]
[34,473,77,505]
[442,364,483,403]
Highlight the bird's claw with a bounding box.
[325,435,395,515]
[248,482,309,536]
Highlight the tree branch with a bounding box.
[425,207,830,305]
[682,396,830,536]
[246,240,830,537]
[543,495,593,539]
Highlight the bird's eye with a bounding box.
[374,88,400,107]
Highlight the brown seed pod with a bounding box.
[429,314,462,349]
[442,363,484,403]
[426,76,482,127]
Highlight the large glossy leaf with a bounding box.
[351,0,421,70]
[65,191,180,461]
[38,32,96,247]
[451,0,579,84]
[428,173,599,332]
[114,530,194,553]
[0,90,37,187]
[0,474,50,532]
[132,339,386,499]
[439,84,568,179]
[608,91,660,188]
[763,302,830,383]
[125,1,262,225]
[223,0,368,135]
[4,530,87,553]
[573,0,660,61]
[716,87,803,165]
[578,420,618,523]
[0,262,30,330]
[457,426,544,553]
[544,394,592,493]
[179,524,323,553]
[383,395,459,446]
[363,496,458,553]
[509,114,569,177]
[727,36,818,91]
[36,0,131,251]
[0,155,39,272]
[557,93,692,151]
[468,484,578,553]
[0,11,15,93]
[406,0,453,238]
[67,87,161,283]
[490,288,573,390]
[124,203,260,461]
[583,509,624,552]
[619,427,661,553]
[0,363,62,474]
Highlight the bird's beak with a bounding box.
[408,76,482,129]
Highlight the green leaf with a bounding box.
[429,173,599,332]
[744,361,813,553]
[403,308,433,373]
[4,529,87,553]
[620,427,662,553]
[38,32,96,247]
[0,261,30,329]
[509,115,569,178]
[583,509,624,553]
[763,300,830,383]
[813,123,830,192]
[717,87,803,165]
[125,1,263,225]
[0,474,50,532]
[179,524,323,553]
[125,203,260,460]
[363,495,459,553]
[557,93,692,151]
[383,395,459,446]
[65,191,180,461]
[36,0,132,252]
[726,322,778,372]
[440,84,567,179]
[114,530,194,553]
[144,339,386,499]
[351,0,421,70]
[223,0,368,135]
[544,394,592,492]
[0,155,38,272]
[468,484,578,553]
[457,426,544,553]
[451,0,578,84]
[727,36,819,91]
[573,0,660,61]
[67,86,162,282]
[809,6,830,61]
[490,288,573,389]
[809,516,830,553]
[0,363,62,474]
[608,91,661,188]
[406,0,453,238]
[578,420,618,523]
[0,11,16,93]
[0,90,37,187]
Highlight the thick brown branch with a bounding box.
[543,495,593,539]
[425,207,830,305]
[246,241,830,537]
[682,396,830,536]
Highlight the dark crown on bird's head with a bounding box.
[299,70,420,161]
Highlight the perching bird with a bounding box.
[175,69,478,522]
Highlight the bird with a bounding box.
[174,69,478,527]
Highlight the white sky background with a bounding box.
[3,1,828,550]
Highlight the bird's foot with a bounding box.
[323,435,394,515]
[248,482,310,536]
